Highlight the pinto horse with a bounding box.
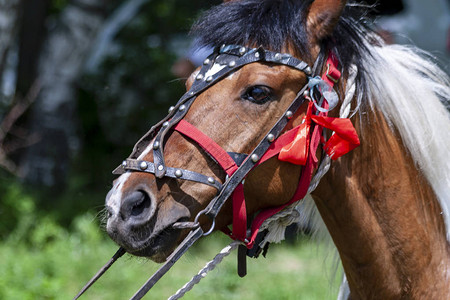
[105,0,450,298]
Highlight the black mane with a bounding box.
[192,0,375,76]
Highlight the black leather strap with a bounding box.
[227,152,248,166]
[121,159,222,190]
[152,97,197,178]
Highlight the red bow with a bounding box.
[279,103,360,164]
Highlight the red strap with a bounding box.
[245,116,361,247]
[232,184,247,242]
[322,52,341,87]
[226,119,313,245]
[175,120,238,176]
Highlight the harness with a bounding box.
[74,44,359,300]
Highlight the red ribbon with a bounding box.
[278,103,360,164]
[278,103,313,165]
[311,115,360,160]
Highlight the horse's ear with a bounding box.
[306,0,347,42]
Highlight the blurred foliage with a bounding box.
[0,0,220,230]
[49,0,69,14]
[66,0,221,219]
[81,0,220,146]
[0,176,36,240]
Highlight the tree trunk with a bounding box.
[0,0,20,95]
[15,0,49,99]
[20,0,106,187]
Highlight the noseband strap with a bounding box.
[121,158,223,190]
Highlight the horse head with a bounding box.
[105,0,347,262]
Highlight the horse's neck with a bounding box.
[312,110,450,299]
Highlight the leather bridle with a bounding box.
[74,44,335,300]
[113,44,319,240]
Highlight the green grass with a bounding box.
[0,212,341,300]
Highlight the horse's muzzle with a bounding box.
[105,186,191,261]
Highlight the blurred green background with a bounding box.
[0,0,340,299]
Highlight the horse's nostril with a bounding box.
[131,193,150,217]
[121,190,152,221]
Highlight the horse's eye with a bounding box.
[242,86,273,103]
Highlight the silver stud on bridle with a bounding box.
[139,161,148,170]
[175,169,183,178]
[250,154,259,163]
[285,111,294,119]
[305,66,312,75]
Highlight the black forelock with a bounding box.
[191,0,313,59]
[191,0,375,74]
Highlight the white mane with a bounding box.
[361,43,450,240]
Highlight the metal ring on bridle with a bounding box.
[194,208,216,236]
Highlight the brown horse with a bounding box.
[105,0,450,298]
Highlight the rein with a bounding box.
[74,45,358,299]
